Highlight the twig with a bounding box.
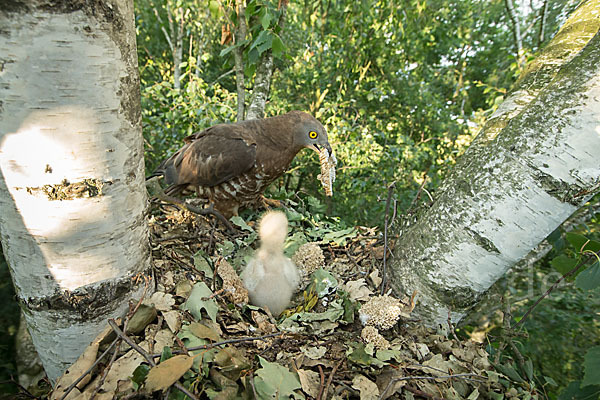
[89,339,121,400]
[493,297,530,372]
[90,281,151,399]
[447,309,460,343]
[248,376,259,399]
[323,359,343,400]
[404,385,446,400]
[381,181,396,295]
[344,247,361,270]
[61,280,151,400]
[107,319,199,400]
[57,338,119,400]
[513,250,598,330]
[380,373,486,399]
[316,365,325,400]
[151,331,285,357]
[408,173,428,211]
[147,178,234,232]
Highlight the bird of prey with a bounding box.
[148,111,333,218]
[241,211,299,316]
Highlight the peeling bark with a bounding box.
[389,5,600,326]
[0,0,152,382]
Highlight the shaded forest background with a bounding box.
[0,0,598,398]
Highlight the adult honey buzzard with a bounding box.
[149,111,333,217]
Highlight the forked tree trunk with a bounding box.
[0,0,152,383]
[389,1,600,326]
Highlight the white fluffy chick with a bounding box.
[241,211,300,316]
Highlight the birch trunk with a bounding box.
[0,0,152,383]
[246,1,288,120]
[246,51,274,120]
[389,1,600,327]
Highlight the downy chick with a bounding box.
[241,211,299,316]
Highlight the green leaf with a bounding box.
[260,11,271,30]
[543,375,557,386]
[559,381,600,400]
[217,240,235,257]
[575,261,600,290]
[130,364,150,389]
[550,254,577,276]
[310,268,338,296]
[254,356,302,399]
[582,346,600,387]
[322,227,357,246]
[522,358,534,381]
[272,33,285,58]
[346,342,385,367]
[289,299,344,322]
[494,362,524,383]
[566,233,600,253]
[160,346,173,362]
[194,251,213,279]
[182,282,219,323]
[230,216,254,232]
[255,31,274,55]
[208,0,220,17]
[250,30,271,51]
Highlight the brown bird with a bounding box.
[241,211,299,316]
[149,111,332,218]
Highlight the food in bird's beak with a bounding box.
[318,147,337,196]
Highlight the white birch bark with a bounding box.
[246,51,274,120]
[246,1,288,120]
[389,1,600,327]
[0,0,152,382]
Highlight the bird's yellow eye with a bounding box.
[308,131,318,139]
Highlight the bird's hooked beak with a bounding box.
[307,142,333,155]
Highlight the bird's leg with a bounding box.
[260,195,286,211]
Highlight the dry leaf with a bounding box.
[162,310,182,334]
[352,375,380,400]
[300,345,327,360]
[189,321,221,342]
[175,280,193,298]
[297,369,321,398]
[144,292,175,312]
[83,347,145,399]
[343,279,373,302]
[145,355,194,392]
[251,311,277,333]
[51,341,99,399]
[369,269,382,288]
[376,369,407,400]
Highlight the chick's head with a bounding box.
[258,211,288,251]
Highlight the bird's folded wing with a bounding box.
[169,134,257,187]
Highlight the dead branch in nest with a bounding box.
[146,177,234,233]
